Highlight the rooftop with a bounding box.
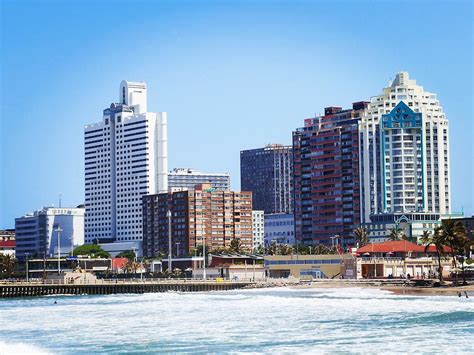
[357,240,452,254]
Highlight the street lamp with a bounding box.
[54,225,63,275]
[202,233,206,280]
[176,242,181,258]
[25,252,30,283]
[167,210,172,274]
[70,234,74,256]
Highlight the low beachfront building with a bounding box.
[205,254,265,281]
[356,240,452,279]
[0,240,15,257]
[264,254,355,279]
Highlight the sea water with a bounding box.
[1,287,473,353]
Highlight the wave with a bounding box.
[0,341,51,355]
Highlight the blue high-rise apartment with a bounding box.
[240,144,293,214]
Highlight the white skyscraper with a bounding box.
[84,81,168,245]
[252,210,265,250]
[359,72,451,240]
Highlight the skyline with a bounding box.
[1,0,473,228]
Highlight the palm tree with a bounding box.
[277,244,293,255]
[0,254,17,278]
[441,219,468,285]
[441,219,467,269]
[353,227,369,247]
[265,242,278,256]
[421,227,446,283]
[229,237,243,254]
[388,226,407,241]
[313,244,330,255]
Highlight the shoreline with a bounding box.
[290,281,474,297]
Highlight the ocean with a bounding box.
[1,287,473,353]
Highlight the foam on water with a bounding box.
[1,287,473,353]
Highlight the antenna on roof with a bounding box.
[59,193,62,208]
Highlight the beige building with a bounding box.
[264,254,355,279]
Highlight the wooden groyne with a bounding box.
[0,281,253,298]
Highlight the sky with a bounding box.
[0,0,473,228]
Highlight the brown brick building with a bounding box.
[142,184,253,258]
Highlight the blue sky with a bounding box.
[1,0,473,228]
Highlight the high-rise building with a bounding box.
[15,207,84,260]
[252,210,264,251]
[293,102,368,246]
[84,81,168,245]
[359,72,451,241]
[168,168,230,191]
[240,144,293,214]
[142,184,253,258]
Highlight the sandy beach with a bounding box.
[291,281,474,297]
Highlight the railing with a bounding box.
[0,278,256,286]
[360,257,403,263]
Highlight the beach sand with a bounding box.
[293,282,474,297]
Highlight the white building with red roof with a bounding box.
[356,240,452,279]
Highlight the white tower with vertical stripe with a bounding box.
[84,81,168,244]
[359,72,450,223]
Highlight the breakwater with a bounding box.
[0,281,253,298]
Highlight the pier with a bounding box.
[0,280,253,298]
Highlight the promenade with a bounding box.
[0,279,254,298]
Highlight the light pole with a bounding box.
[202,233,206,280]
[55,225,63,275]
[25,252,30,283]
[167,210,172,274]
[176,242,181,258]
[70,234,74,256]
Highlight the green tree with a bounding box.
[125,259,140,274]
[313,244,330,255]
[441,219,467,268]
[421,227,447,283]
[0,254,17,278]
[265,242,278,256]
[211,246,232,254]
[229,237,243,254]
[277,244,293,255]
[72,244,110,258]
[353,227,369,247]
[440,219,468,284]
[295,244,311,255]
[116,250,137,261]
[254,245,264,255]
[388,226,407,241]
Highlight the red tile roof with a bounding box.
[0,240,15,248]
[112,257,128,269]
[357,240,452,254]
